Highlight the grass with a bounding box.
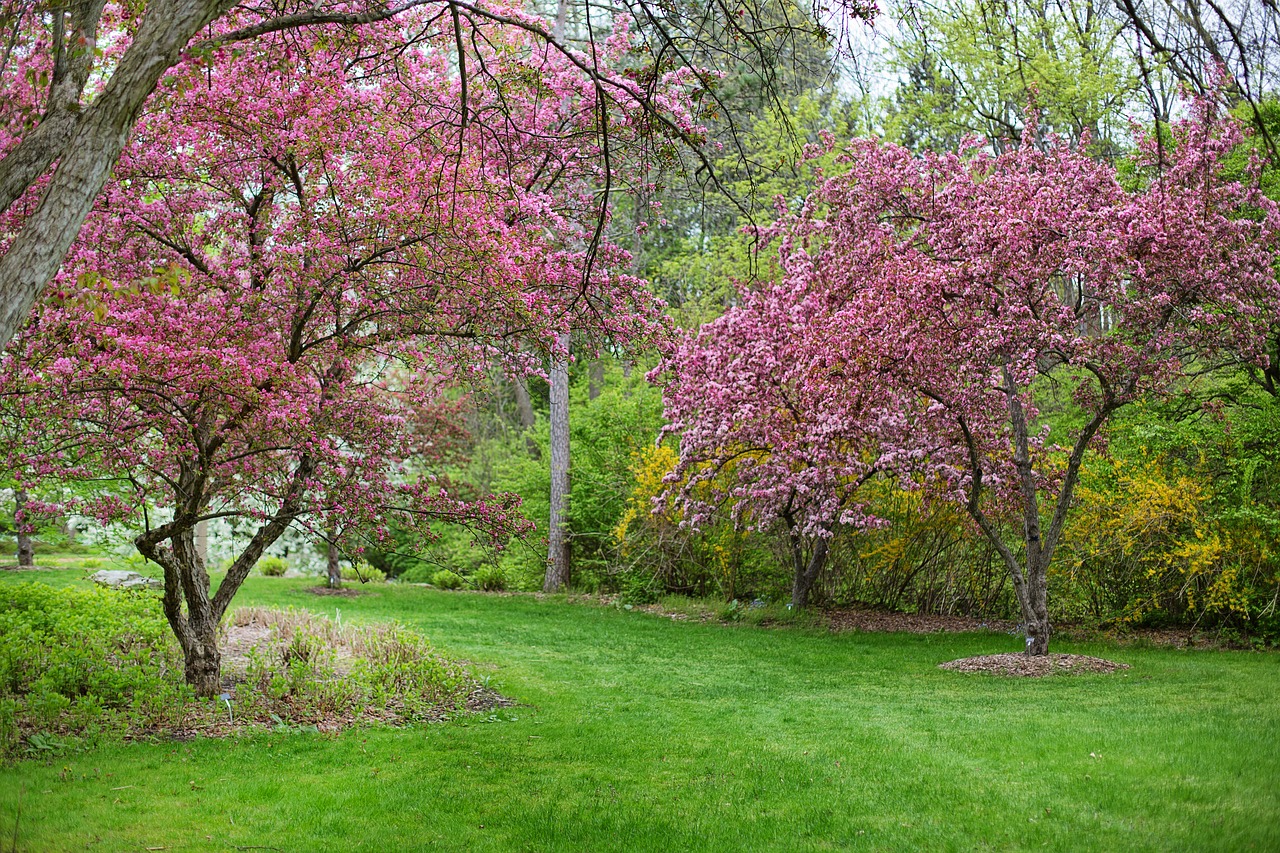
[1,568,1278,851]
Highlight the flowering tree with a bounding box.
[0,0,874,352]
[661,106,1280,647]
[655,253,924,607]
[0,13,678,694]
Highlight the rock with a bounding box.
[90,570,162,591]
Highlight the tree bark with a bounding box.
[14,490,34,568]
[588,359,604,401]
[0,0,107,216]
[789,534,828,609]
[545,333,571,592]
[513,377,540,457]
[182,618,223,698]
[0,0,232,351]
[327,539,342,589]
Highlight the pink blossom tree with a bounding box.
[0,13,676,695]
[654,245,923,608]
[660,106,1280,649]
[0,0,874,352]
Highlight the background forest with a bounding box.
[5,0,1279,645]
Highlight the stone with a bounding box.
[90,570,162,591]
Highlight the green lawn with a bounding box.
[1,570,1277,851]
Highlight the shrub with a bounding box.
[0,583,191,759]
[619,571,660,605]
[339,564,387,583]
[613,443,786,602]
[231,608,472,724]
[257,557,288,577]
[431,569,464,590]
[470,565,507,591]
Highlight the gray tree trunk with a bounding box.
[195,519,208,566]
[788,533,828,609]
[327,539,342,589]
[542,2,572,594]
[0,0,232,351]
[14,490,34,568]
[513,378,540,457]
[545,333,571,592]
[514,379,537,429]
[588,360,604,401]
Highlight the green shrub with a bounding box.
[470,566,507,592]
[257,557,288,577]
[718,599,746,622]
[431,570,464,590]
[0,583,191,759]
[619,572,660,605]
[339,565,387,583]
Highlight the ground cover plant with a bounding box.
[0,580,482,763]
[0,570,1277,851]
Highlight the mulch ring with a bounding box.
[939,653,1130,677]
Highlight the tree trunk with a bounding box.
[327,539,342,589]
[545,333,571,592]
[14,490,34,568]
[1024,553,1051,655]
[513,378,540,457]
[588,360,604,401]
[136,455,315,695]
[540,2,568,591]
[789,536,829,609]
[195,519,208,565]
[0,0,231,350]
[181,618,222,698]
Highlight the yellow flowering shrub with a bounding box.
[611,444,782,601]
[1066,455,1270,625]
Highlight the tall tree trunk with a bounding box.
[327,538,342,589]
[14,490,34,568]
[513,378,540,457]
[544,3,572,595]
[588,360,604,401]
[545,333,571,592]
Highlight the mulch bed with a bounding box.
[825,607,1015,634]
[939,652,1131,677]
